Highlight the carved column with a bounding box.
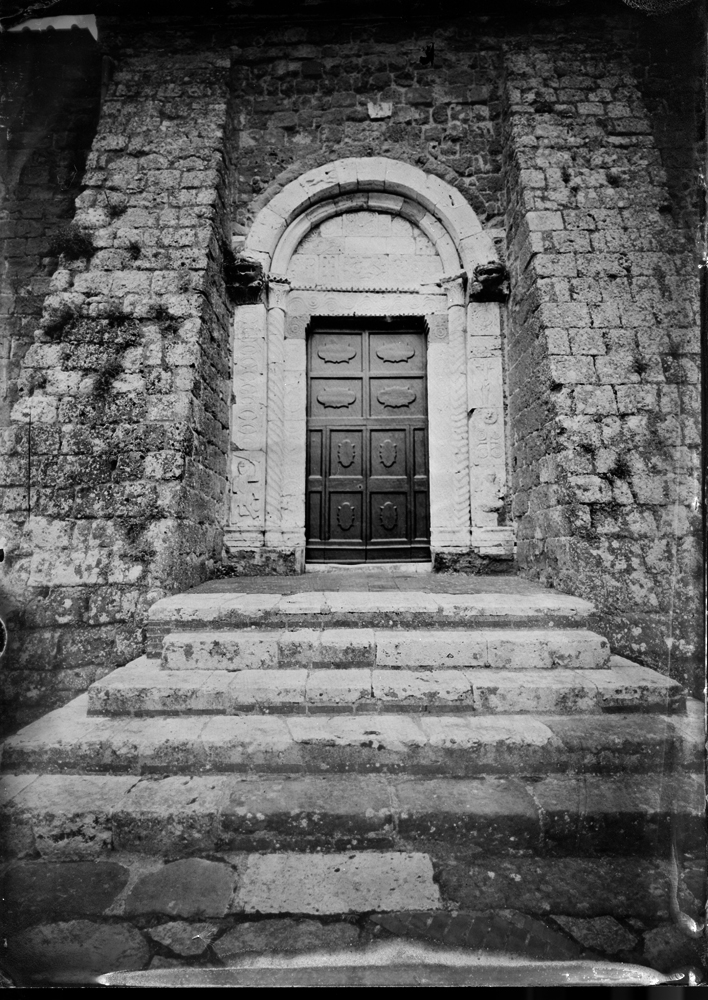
[264,275,290,548]
[441,272,472,548]
[226,303,268,550]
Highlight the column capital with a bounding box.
[439,271,467,308]
[267,274,291,310]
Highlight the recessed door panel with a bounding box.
[306,319,430,563]
[310,332,362,374]
[369,332,425,373]
[370,430,407,479]
[310,378,362,418]
[369,492,408,541]
[330,430,363,479]
[370,377,426,418]
[328,493,364,542]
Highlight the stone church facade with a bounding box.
[0,1,704,727]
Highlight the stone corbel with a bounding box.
[224,250,265,305]
[469,261,510,302]
[438,271,467,308]
[267,274,291,311]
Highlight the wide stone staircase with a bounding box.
[1,577,704,983]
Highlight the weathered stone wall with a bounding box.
[0,28,101,425]
[502,18,702,692]
[229,16,505,235]
[1,36,234,731]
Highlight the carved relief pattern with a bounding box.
[265,309,286,541]
[233,334,267,451]
[319,342,357,364]
[285,315,308,340]
[467,357,501,410]
[448,296,472,542]
[337,502,355,531]
[338,439,356,468]
[379,439,397,468]
[379,502,398,531]
[318,387,356,408]
[377,386,416,408]
[231,454,265,526]
[376,341,415,363]
[469,410,504,463]
[427,314,448,342]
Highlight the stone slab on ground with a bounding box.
[86,658,683,716]
[431,854,692,920]
[160,628,610,671]
[145,921,220,956]
[234,852,441,914]
[5,919,149,980]
[213,918,361,959]
[125,858,237,918]
[550,915,638,955]
[371,909,586,960]
[2,772,703,859]
[3,695,699,777]
[0,860,131,931]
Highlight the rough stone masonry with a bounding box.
[0,1,703,732]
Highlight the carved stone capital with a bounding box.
[439,271,467,308]
[267,274,291,311]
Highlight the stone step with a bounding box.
[4,693,700,777]
[86,657,683,717]
[2,771,703,860]
[145,591,597,657]
[160,628,611,672]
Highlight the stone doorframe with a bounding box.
[225,157,514,570]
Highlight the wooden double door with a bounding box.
[306,318,430,563]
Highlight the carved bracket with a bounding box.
[224,248,265,305]
[469,261,510,302]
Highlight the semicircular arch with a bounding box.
[244,157,497,277]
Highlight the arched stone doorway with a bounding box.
[226,157,514,570]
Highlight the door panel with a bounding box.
[370,429,406,478]
[330,430,363,478]
[306,319,430,563]
[310,378,363,418]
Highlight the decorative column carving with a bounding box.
[264,275,291,547]
[439,272,472,547]
[227,303,268,549]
